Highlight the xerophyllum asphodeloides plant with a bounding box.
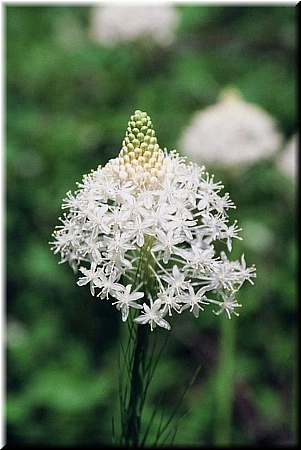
[50,110,256,446]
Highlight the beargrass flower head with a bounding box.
[90,4,179,48]
[50,110,256,330]
[179,89,283,168]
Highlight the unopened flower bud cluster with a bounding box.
[108,111,168,187]
[51,110,256,330]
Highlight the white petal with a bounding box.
[156,318,171,330]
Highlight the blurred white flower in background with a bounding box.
[276,133,298,181]
[90,4,179,47]
[6,319,28,349]
[179,89,284,168]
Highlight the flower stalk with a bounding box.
[121,235,158,447]
[122,323,148,447]
[214,316,235,445]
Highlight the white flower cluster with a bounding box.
[276,133,298,181]
[179,89,283,169]
[90,4,179,48]
[51,110,256,330]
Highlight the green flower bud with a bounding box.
[115,110,167,186]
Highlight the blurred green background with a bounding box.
[6,4,297,446]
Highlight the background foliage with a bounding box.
[6,4,297,446]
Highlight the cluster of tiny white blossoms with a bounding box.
[50,110,256,330]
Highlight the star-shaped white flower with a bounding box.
[112,284,144,322]
[134,299,171,331]
[180,286,209,318]
[209,291,242,319]
[77,262,102,296]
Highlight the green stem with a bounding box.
[291,332,298,445]
[121,238,156,447]
[214,317,235,445]
[124,323,149,448]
